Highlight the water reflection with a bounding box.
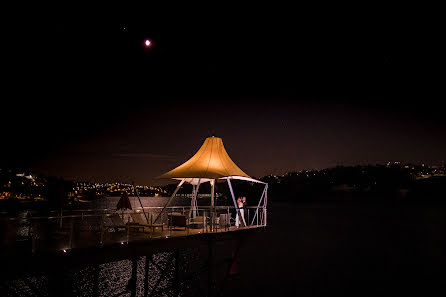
[0,197,244,296]
[1,251,193,297]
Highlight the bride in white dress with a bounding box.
[235,197,244,228]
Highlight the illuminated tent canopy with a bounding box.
[159,136,264,185]
[155,136,268,227]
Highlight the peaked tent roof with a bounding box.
[159,136,260,184]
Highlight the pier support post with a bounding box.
[92,264,100,297]
[49,265,65,297]
[128,256,138,297]
[144,255,150,297]
[130,256,139,297]
[174,249,180,297]
[208,238,214,297]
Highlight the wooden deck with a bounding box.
[0,222,266,281]
[0,218,266,256]
[0,206,267,258]
[132,224,262,239]
[89,224,265,250]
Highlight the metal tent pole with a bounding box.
[153,179,185,224]
[210,179,215,231]
[190,184,196,219]
[133,182,149,224]
[264,184,268,226]
[250,183,268,226]
[190,179,201,219]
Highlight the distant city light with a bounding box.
[145,39,151,47]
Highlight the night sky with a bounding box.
[3,6,444,185]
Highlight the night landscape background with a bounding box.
[1,5,445,297]
[3,6,444,185]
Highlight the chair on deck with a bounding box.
[129,212,164,232]
[167,213,188,230]
[107,214,143,233]
[189,216,206,229]
[219,213,231,230]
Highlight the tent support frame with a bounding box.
[251,183,268,226]
[190,178,201,219]
[226,178,247,227]
[132,182,149,224]
[210,179,216,231]
[154,179,186,224]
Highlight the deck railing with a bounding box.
[0,205,267,254]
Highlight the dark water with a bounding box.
[0,196,232,296]
[2,201,446,296]
[1,251,199,297]
[224,202,446,297]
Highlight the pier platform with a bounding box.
[0,206,266,297]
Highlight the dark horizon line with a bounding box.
[2,160,444,186]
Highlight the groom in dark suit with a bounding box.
[242,197,247,226]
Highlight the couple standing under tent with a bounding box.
[236,197,247,228]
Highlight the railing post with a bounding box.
[227,207,230,231]
[100,215,104,246]
[257,207,259,226]
[203,210,206,233]
[169,208,172,237]
[210,209,213,233]
[127,222,130,243]
[69,218,74,249]
[206,210,209,233]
